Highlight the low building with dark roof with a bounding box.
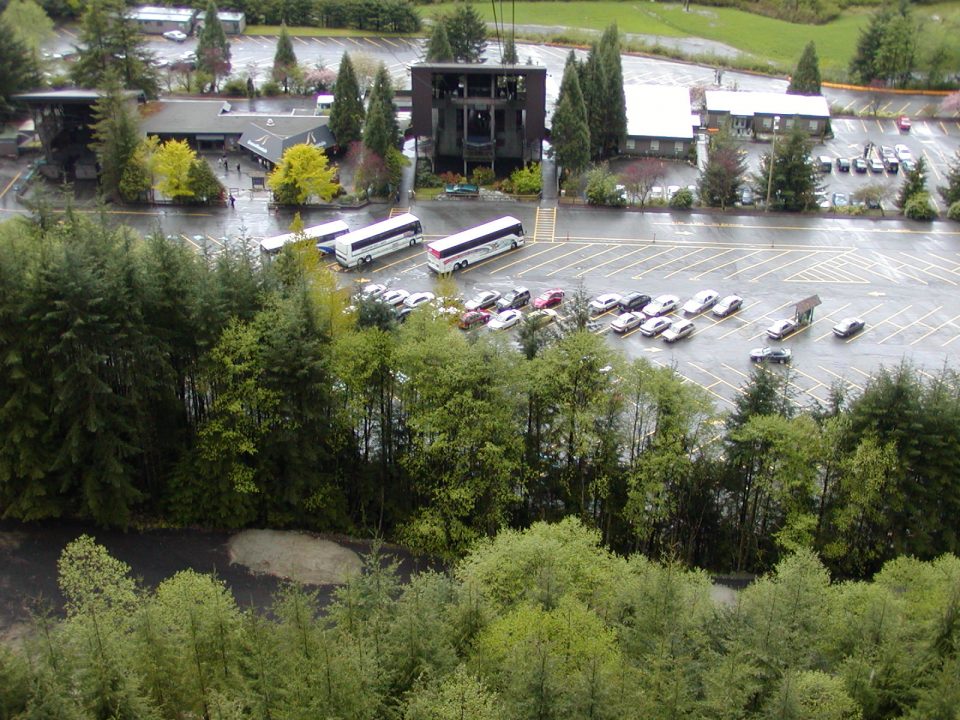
[704,90,830,138]
[623,85,700,159]
[140,100,335,167]
[128,6,197,34]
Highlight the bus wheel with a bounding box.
[453,261,461,271]
[364,255,372,264]
[460,260,468,269]
[511,241,518,249]
[409,238,416,247]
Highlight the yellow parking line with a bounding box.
[605,245,675,278]
[459,246,525,274]
[847,304,912,343]
[487,243,567,274]
[842,99,858,113]
[897,252,957,285]
[370,251,423,273]
[818,365,864,391]
[750,250,838,282]
[941,121,950,135]
[634,247,708,278]
[381,37,400,48]
[879,101,892,114]
[895,102,909,115]
[877,305,941,344]
[725,249,793,279]
[791,366,828,393]
[546,245,618,277]
[693,249,764,279]
[515,245,585,277]
[575,245,647,277]
[0,170,22,199]
[876,118,884,133]
[294,36,308,45]
[911,314,960,346]
[329,38,345,46]
[365,38,383,48]
[714,301,763,339]
[922,148,943,182]
[664,248,736,279]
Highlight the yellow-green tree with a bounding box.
[153,139,196,200]
[267,144,340,205]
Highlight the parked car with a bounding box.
[832,192,849,208]
[496,287,530,311]
[361,283,387,299]
[816,156,833,172]
[640,316,673,337]
[533,288,565,309]
[740,187,755,206]
[611,311,644,334]
[527,309,559,329]
[589,293,623,315]
[895,144,913,162]
[884,157,899,173]
[488,309,523,330]
[662,318,694,343]
[618,292,651,313]
[379,289,410,306]
[869,158,884,173]
[713,294,743,317]
[901,158,917,174]
[880,145,896,161]
[163,30,188,42]
[853,157,868,174]
[766,318,798,340]
[394,307,414,324]
[464,289,501,311]
[682,289,719,315]
[836,157,851,172]
[458,310,492,330]
[444,183,480,197]
[642,294,680,317]
[404,291,436,308]
[897,115,912,132]
[832,317,865,338]
[750,346,792,364]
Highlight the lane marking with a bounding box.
[575,245,647,277]
[876,305,942,344]
[486,243,566,274]
[605,245,675,278]
[546,245,619,277]
[0,170,22,199]
[515,245,586,276]
[911,314,960,346]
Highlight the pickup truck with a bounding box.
[444,183,480,197]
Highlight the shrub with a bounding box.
[585,164,624,207]
[438,171,465,185]
[221,77,248,97]
[904,192,937,221]
[471,166,496,186]
[948,200,960,222]
[509,163,542,195]
[261,80,282,97]
[669,188,694,209]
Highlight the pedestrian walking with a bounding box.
[229,193,236,208]
[236,162,241,173]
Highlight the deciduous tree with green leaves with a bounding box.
[698,125,747,211]
[788,41,821,96]
[267,143,340,205]
[153,139,197,200]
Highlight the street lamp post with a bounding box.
[764,115,780,212]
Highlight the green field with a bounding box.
[424,2,960,78]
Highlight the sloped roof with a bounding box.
[705,90,830,118]
[238,122,334,164]
[625,85,698,140]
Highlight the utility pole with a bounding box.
[764,115,780,212]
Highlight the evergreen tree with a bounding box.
[759,125,820,211]
[363,63,399,160]
[897,156,928,210]
[502,34,518,64]
[425,20,454,63]
[788,41,821,95]
[90,71,142,200]
[0,16,41,123]
[71,0,159,96]
[550,51,590,177]
[330,53,365,149]
[445,4,487,63]
[698,125,747,211]
[578,43,606,160]
[849,4,917,88]
[0,0,54,55]
[937,149,960,207]
[272,23,298,93]
[598,23,627,157]
[195,0,231,92]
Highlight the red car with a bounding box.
[897,115,911,132]
[533,288,565,309]
[458,309,492,330]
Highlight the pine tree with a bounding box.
[761,125,820,211]
[937,150,960,207]
[551,51,590,177]
[363,63,399,159]
[195,0,231,92]
[425,20,454,63]
[330,53,365,149]
[598,23,626,157]
[0,17,41,123]
[502,34,518,64]
[445,4,487,63]
[788,41,821,96]
[897,156,928,210]
[71,0,158,96]
[272,23,297,93]
[578,43,606,160]
[90,71,142,200]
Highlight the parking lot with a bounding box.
[331,203,960,410]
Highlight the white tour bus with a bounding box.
[259,219,350,259]
[335,213,423,268]
[426,216,524,273]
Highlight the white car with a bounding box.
[611,311,644,334]
[662,318,694,343]
[361,283,386,299]
[640,316,673,337]
[682,290,719,315]
[894,144,913,162]
[464,290,501,311]
[766,318,798,340]
[488,309,523,330]
[589,293,623,315]
[404,291,436,308]
[642,294,680,317]
[379,289,410,306]
[713,295,743,317]
[163,30,188,42]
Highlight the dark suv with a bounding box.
[496,287,531,311]
[618,292,651,313]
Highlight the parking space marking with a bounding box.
[876,305,941,344]
[401,261,429,273]
[910,314,960,346]
[0,170,22,200]
[693,248,764,279]
[818,365,864,392]
[685,362,739,407]
[747,299,801,340]
[750,249,841,282]
[575,245,647,277]
[791,366,829,396]
[546,245,620,277]
[922,147,943,182]
[664,247,736,278]
[480,242,563,274]
[895,252,956,285]
[605,245,673,278]
[515,245,587,277]
[634,246,710,278]
[725,249,793,279]
[293,36,308,46]
[846,304,910,343]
